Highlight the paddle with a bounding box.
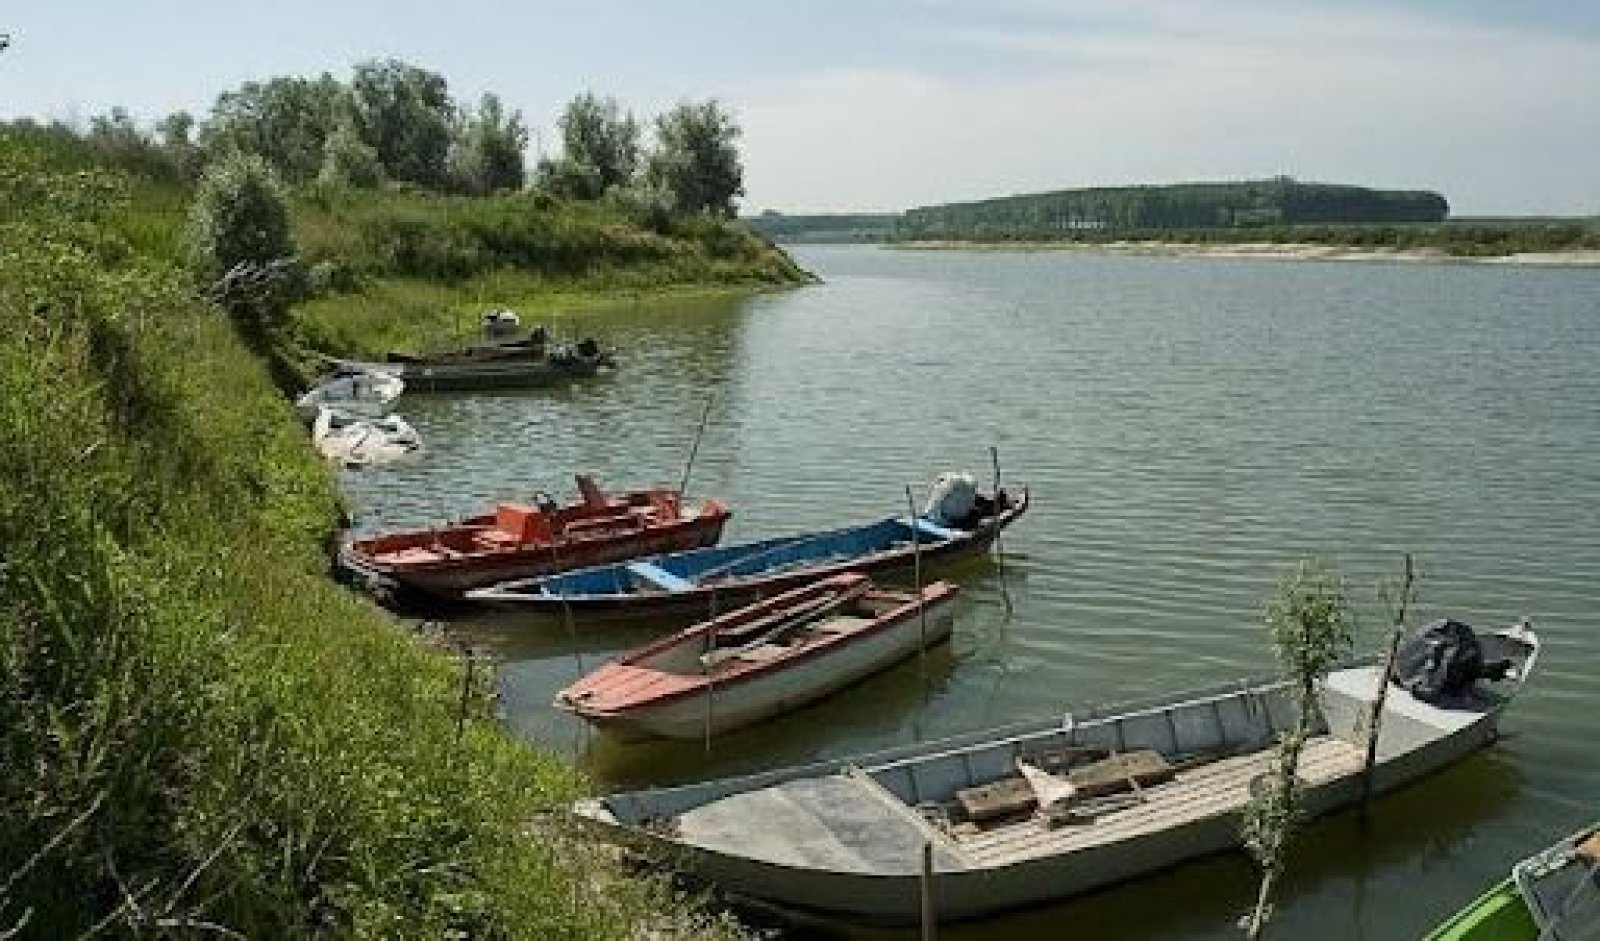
[700,579,872,669]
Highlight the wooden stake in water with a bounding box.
[920,840,936,941]
[547,542,588,761]
[990,446,1014,617]
[1362,552,1417,810]
[906,484,928,684]
[678,394,715,497]
[454,640,474,745]
[703,617,718,756]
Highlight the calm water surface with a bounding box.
[341,246,1600,940]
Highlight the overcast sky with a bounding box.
[4,1,1597,215]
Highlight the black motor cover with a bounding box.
[1390,618,1487,703]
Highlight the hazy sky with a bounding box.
[4,1,1598,215]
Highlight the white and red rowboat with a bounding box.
[554,573,958,741]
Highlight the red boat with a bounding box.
[339,475,732,600]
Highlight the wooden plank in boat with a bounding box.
[959,737,1364,864]
[955,749,1173,821]
[1070,749,1174,798]
[956,776,1035,822]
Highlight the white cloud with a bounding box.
[735,1,1600,215]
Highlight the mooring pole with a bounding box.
[678,394,715,497]
[920,840,936,941]
[907,484,928,684]
[703,618,718,756]
[1362,553,1416,809]
[990,445,1014,617]
[454,640,474,745]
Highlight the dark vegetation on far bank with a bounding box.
[749,179,1600,256]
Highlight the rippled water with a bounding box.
[339,246,1600,940]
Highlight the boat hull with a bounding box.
[571,594,957,742]
[471,489,1028,619]
[341,512,729,599]
[591,707,1504,923]
[576,624,1538,925]
[394,358,606,392]
[1425,878,1537,941]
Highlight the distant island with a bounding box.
[749,178,1600,259]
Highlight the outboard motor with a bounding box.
[482,309,521,338]
[1391,618,1509,704]
[923,472,979,528]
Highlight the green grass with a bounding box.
[291,187,811,357]
[1,132,749,939]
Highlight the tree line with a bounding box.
[899,178,1450,238]
[5,59,744,217]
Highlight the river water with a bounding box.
[340,246,1600,940]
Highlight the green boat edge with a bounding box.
[1425,877,1538,941]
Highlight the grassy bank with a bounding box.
[4,120,812,360]
[293,187,811,357]
[0,139,746,937]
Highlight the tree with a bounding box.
[318,117,385,189]
[646,100,744,217]
[551,92,639,197]
[449,92,527,194]
[200,74,345,182]
[155,110,203,180]
[186,153,303,392]
[1240,559,1355,939]
[348,59,455,186]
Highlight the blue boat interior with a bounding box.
[537,516,959,596]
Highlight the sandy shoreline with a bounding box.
[890,240,1600,267]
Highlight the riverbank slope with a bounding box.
[0,133,750,937]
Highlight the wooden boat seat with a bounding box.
[810,615,873,635]
[731,643,792,663]
[473,529,521,550]
[914,518,963,541]
[373,546,453,565]
[955,750,1175,822]
[627,561,695,593]
[563,513,644,537]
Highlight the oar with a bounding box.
[700,578,871,669]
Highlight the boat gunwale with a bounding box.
[342,507,730,577]
[557,578,959,718]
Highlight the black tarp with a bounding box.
[1391,618,1492,704]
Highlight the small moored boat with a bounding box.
[374,330,616,392]
[295,366,404,419]
[340,475,732,600]
[575,619,1539,924]
[555,573,958,742]
[468,475,1027,619]
[1424,820,1598,941]
[311,407,421,468]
